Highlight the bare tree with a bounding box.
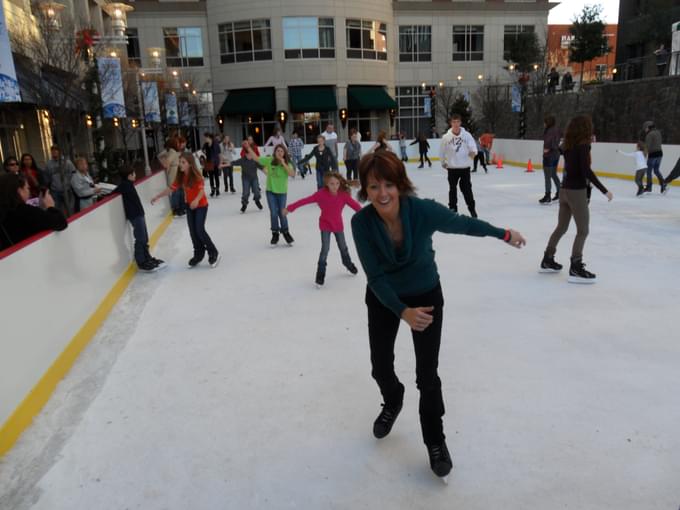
[473,80,511,133]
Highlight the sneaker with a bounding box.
[568,259,596,284]
[138,261,158,273]
[209,253,221,268]
[255,199,263,210]
[539,253,562,273]
[315,268,325,287]
[427,441,453,478]
[539,194,551,205]
[188,256,203,268]
[151,258,167,269]
[282,231,294,245]
[240,204,247,213]
[373,401,403,439]
[270,232,280,245]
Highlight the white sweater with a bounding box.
[439,127,477,168]
[619,150,647,171]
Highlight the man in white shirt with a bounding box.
[321,123,338,158]
[439,114,478,217]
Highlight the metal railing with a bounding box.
[615,51,680,81]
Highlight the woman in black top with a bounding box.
[410,133,431,168]
[0,173,67,251]
[540,115,612,283]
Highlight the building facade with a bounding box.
[125,0,551,146]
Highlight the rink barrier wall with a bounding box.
[0,171,172,458]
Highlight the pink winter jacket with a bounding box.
[287,188,362,233]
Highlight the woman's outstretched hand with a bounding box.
[506,229,526,248]
[401,306,434,332]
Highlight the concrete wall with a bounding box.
[0,172,170,435]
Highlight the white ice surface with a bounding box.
[1,164,679,510]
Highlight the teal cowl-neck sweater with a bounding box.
[351,195,506,317]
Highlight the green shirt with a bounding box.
[351,195,506,317]
[260,156,290,194]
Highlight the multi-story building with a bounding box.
[125,0,552,146]
[546,24,618,83]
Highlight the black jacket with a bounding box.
[300,146,338,173]
[0,204,67,250]
[114,180,145,220]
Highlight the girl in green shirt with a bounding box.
[261,144,296,245]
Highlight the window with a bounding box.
[292,112,334,144]
[399,25,431,62]
[219,20,272,64]
[395,86,432,138]
[347,110,378,142]
[163,27,204,67]
[283,17,335,59]
[242,114,277,146]
[503,25,534,60]
[346,19,387,60]
[452,25,483,62]
[126,28,141,67]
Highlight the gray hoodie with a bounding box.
[643,122,663,157]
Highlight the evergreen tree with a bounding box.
[505,31,542,73]
[448,93,476,134]
[569,4,610,89]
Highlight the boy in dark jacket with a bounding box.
[114,168,165,272]
[299,135,338,189]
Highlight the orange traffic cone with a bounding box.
[496,157,503,169]
[525,159,534,173]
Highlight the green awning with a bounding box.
[348,86,397,110]
[219,88,275,116]
[288,86,337,113]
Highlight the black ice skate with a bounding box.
[270,232,280,246]
[209,253,221,268]
[539,253,563,273]
[255,199,263,210]
[282,230,294,245]
[427,441,453,480]
[373,401,403,439]
[315,268,325,288]
[568,259,596,284]
[187,255,203,268]
[552,191,559,202]
[240,203,247,213]
[539,193,551,205]
[344,261,358,275]
[138,260,158,273]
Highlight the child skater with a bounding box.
[261,144,296,246]
[114,167,165,272]
[231,142,265,213]
[299,134,338,190]
[283,171,362,287]
[616,142,648,196]
[151,153,220,268]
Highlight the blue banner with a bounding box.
[423,97,431,117]
[0,2,21,103]
[511,84,522,113]
[97,57,126,118]
[165,93,178,124]
[179,100,191,126]
[141,81,161,123]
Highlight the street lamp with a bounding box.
[37,2,66,31]
[99,1,134,38]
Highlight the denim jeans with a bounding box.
[315,169,325,190]
[130,215,151,266]
[223,166,235,191]
[170,188,185,214]
[399,146,408,160]
[318,231,352,271]
[646,156,664,189]
[186,205,217,260]
[345,159,358,181]
[365,283,445,446]
[241,175,261,205]
[266,191,288,232]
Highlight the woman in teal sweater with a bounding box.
[350,151,525,480]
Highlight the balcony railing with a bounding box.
[615,51,680,81]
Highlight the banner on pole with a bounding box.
[511,84,522,113]
[165,93,178,125]
[0,2,22,103]
[97,57,126,118]
[141,81,161,123]
[423,97,431,117]
[179,100,191,126]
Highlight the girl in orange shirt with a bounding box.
[152,153,220,268]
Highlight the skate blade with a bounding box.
[315,284,323,289]
[210,255,222,268]
[567,276,596,284]
[538,268,561,274]
[441,476,449,485]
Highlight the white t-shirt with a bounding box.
[321,131,338,156]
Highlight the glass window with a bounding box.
[452,25,484,62]
[503,25,534,61]
[164,27,204,67]
[346,19,387,60]
[399,25,431,62]
[241,114,276,146]
[291,112,334,144]
[126,28,141,67]
[283,17,335,59]
[219,20,272,64]
[395,86,432,138]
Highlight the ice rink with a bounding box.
[1,163,679,510]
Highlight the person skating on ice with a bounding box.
[540,115,612,283]
[343,130,362,183]
[299,135,338,190]
[151,153,220,268]
[616,142,648,196]
[440,114,478,217]
[231,143,265,213]
[410,132,431,168]
[283,171,362,287]
[642,121,666,194]
[540,115,562,204]
[219,135,236,193]
[261,144,296,246]
[350,151,525,480]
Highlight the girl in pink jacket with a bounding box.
[284,172,362,287]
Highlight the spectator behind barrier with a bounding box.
[0,173,67,251]
[19,153,47,198]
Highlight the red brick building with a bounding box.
[547,25,618,83]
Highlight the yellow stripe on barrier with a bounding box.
[0,213,174,458]
[503,160,679,186]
